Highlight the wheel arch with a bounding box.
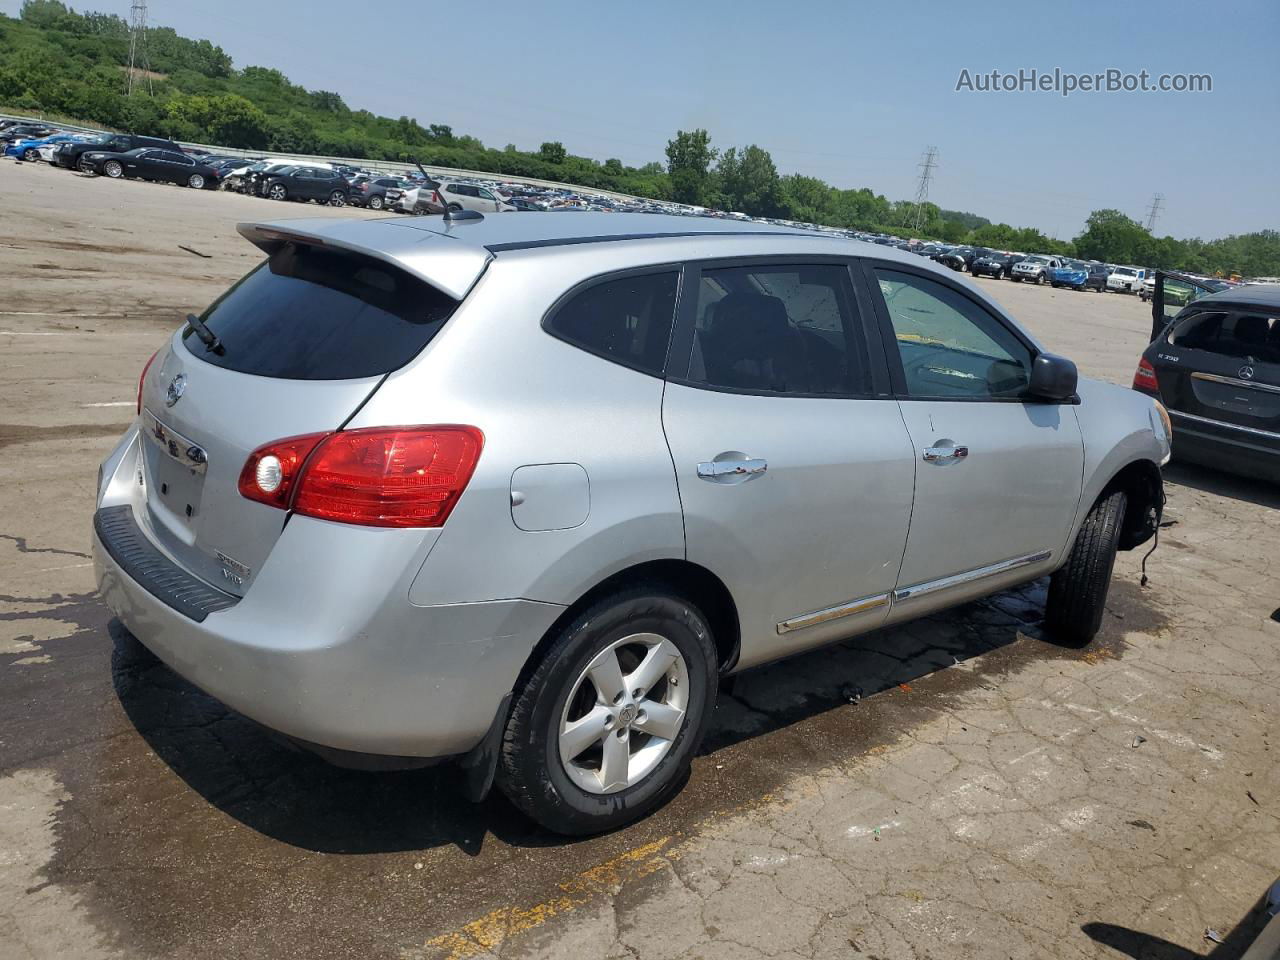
[513,559,741,698]
[1100,458,1164,550]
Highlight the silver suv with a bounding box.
[94,214,1170,834]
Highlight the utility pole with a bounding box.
[1144,193,1164,233]
[908,147,938,233]
[126,0,153,96]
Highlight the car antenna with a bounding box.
[413,157,482,223]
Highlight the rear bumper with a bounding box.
[1169,409,1280,483]
[94,501,565,759]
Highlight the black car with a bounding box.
[53,132,184,170]
[0,123,56,145]
[1133,275,1279,482]
[937,246,988,271]
[78,147,222,188]
[349,176,409,210]
[506,196,547,211]
[260,165,351,205]
[970,252,1017,279]
[1083,263,1111,292]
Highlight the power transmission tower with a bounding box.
[1144,193,1164,233]
[126,0,153,96]
[907,147,938,232]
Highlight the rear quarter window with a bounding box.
[187,244,458,380]
[543,271,679,377]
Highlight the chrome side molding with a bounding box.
[776,592,890,635]
[893,550,1052,603]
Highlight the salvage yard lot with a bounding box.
[1,163,1277,960]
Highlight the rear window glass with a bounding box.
[1169,311,1280,361]
[544,271,679,377]
[186,244,457,379]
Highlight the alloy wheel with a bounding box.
[558,632,690,794]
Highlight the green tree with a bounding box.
[1073,209,1153,264]
[665,128,716,206]
[603,157,623,176]
[716,144,782,217]
[539,140,566,163]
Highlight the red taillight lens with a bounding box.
[238,432,329,509]
[1132,357,1159,393]
[137,349,160,415]
[292,426,483,528]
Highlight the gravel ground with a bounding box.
[1,161,1277,960]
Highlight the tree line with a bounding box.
[3,2,1276,277]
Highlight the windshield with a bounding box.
[1115,267,1137,277]
[1024,256,1050,265]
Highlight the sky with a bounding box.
[7,0,1277,239]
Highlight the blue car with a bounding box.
[1048,259,1090,290]
[4,134,81,162]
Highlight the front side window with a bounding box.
[544,271,679,377]
[874,269,1032,399]
[688,263,870,395]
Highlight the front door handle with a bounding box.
[922,444,969,463]
[697,457,768,483]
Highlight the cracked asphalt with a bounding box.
[2,164,1278,960]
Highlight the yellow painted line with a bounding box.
[420,837,675,959]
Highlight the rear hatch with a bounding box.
[1153,308,1280,434]
[136,228,473,596]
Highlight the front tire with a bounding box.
[1044,490,1127,647]
[103,160,123,179]
[268,183,287,201]
[23,147,39,162]
[496,587,718,835]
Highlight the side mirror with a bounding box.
[1026,353,1078,402]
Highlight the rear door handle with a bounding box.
[697,457,768,483]
[922,445,969,462]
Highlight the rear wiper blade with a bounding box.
[185,313,224,354]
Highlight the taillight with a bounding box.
[432,190,443,206]
[238,432,329,509]
[1132,357,1159,393]
[238,426,483,528]
[137,349,159,414]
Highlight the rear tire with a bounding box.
[447,202,463,212]
[367,195,384,210]
[1044,490,1127,647]
[22,147,39,162]
[496,586,718,835]
[187,173,205,189]
[328,190,346,207]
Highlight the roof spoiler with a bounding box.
[236,221,491,300]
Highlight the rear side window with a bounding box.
[544,271,679,377]
[689,263,870,395]
[187,244,457,380]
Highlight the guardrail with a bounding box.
[0,110,660,205]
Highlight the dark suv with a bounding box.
[1133,275,1279,482]
[54,133,184,171]
[259,166,351,205]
